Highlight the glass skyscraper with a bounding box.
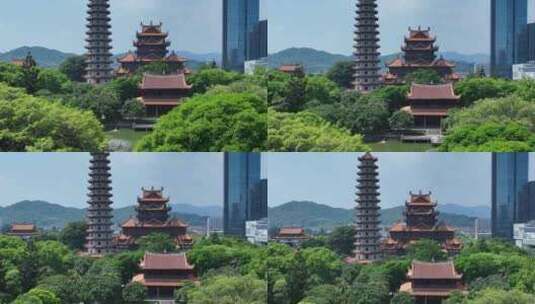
[491,0,528,78]
[222,0,268,72]
[492,153,530,240]
[223,152,266,237]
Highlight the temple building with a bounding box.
[384,27,459,85]
[85,152,115,256]
[117,22,188,76]
[401,83,460,129]
[382,191,462,257]
[115,187,193,250]
[353,0,382,92]
[399,261,467,304]
[348,152,382,264]
[85,0,114,84]
[6,224,40,240]
[138,73,192,118]
[272,227,310,247]
[132,252,197,300]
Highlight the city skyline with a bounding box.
[267,153,535,210]
[0,0,268,54]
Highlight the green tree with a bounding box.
[38,274,83,304]
[404,69,442,85]
[138,233,176,253]
[407,240,447,262]
[107,76,141,102]
[454,77,516,107]
[21,53,39,94]
[336,91,390,135]
[36,69,69,94]
[370,85,410,113]
[80,259,122,304]
[64,85,122,124]
[327,61,355,89]
[327,226,355,257]
[389,110,414,130]
[304,75,341,105]
[274,75,307,112]
[267,110,370,152]
[59,222,87,251]
[136,91,267,152]
[286,251,308,304]
[0,83,107,151]
[468,288,535,304]
[122,282,147,304]
[35,241,72,275]
[14,288,60,304]
[121,98,145,119]
[440,122,535,152]
[186,275,266,304]
[187,68,243,94]
[390,292,414,304]
[59,55,87,82]
[443,291,467,304]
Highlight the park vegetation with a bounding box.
[267,61,535,152]
[0,56,267,152]
[2,222,534,304]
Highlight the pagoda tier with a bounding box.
[382,191,463,257]
[115,187,193,250]
[353,0,382,92]
[85,152,115,256]
[385,27,459,85]
[116,22,188,76]
[136,187,172,223]
[351,152,382,263]
[85,0,113,85]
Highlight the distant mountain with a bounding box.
[0,46,76,68]
[0,200,220,230]
[262,47,489,75]
[269,201,483,232]
[0,46,219,70]
[438,204,490,219]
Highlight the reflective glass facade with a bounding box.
[223,0,266,71]
[491,0,528,78]
[223,152,263,236]
[492,153,529,240]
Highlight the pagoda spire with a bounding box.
[85,0,113,85]
[353,152,382,263]
[85,152,114,256]
[353,0,382,92]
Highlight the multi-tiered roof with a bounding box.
[349,152,382,263]
[85,0,113,84]
[85,152,114,256]
[385,27,459,84]
[353,0,382,92]
[117,22,188,76]
[382,191,462,256]
[116,187,192,250]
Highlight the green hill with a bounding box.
[262,47,481,75]
[0,200,212,230]
[0,46,76,67]
[269,201,480,232]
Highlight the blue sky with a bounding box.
[0,153,224,208]
[267,153,535,209]
[0,0,267,54]
[1,0,527,55]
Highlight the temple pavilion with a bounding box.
[401,83,460,129]
[117,22,188,76]
[400,261,467,304]
[115,187,193,250]
[138,73,192,118]
[384,27,460,85]
[6,223,40,240]
[132,252,197,300]
[272,227,310,247]
[382,191,462,256]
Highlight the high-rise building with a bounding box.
[352,152,382,263]
[491,0,528,78]
[85,152,114,256]
[353,0,382,92]
[492,153,530,240]
[85,0,113,84]
[223,152,264,237]
[222,0,268,72]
